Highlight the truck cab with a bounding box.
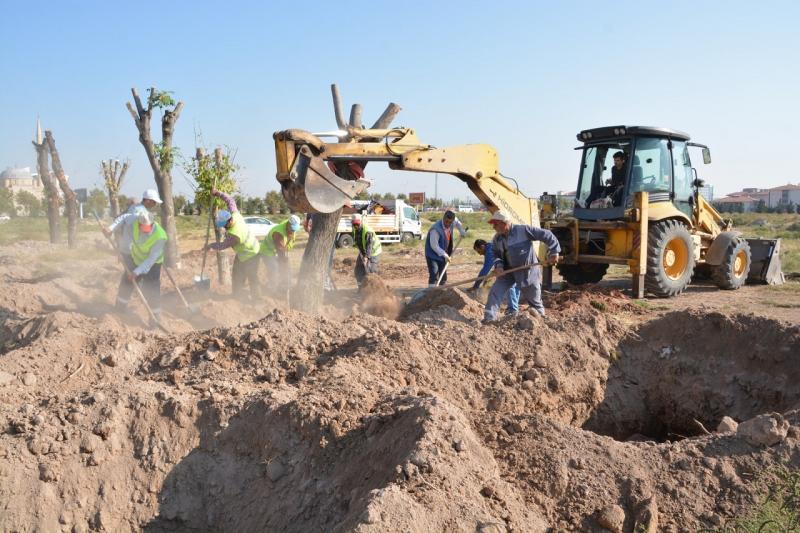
[336,199,422,247]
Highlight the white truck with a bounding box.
[336,199,422,248]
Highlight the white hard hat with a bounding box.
[351,213,362,224]
[142,188,163,204]
[488,210,511,223]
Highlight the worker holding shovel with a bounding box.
[206,189,261,301]
[111,211,168,326]
[260,214,302,299]
[424,210,467,287]
[350,213,381,289]
[482,211,561,324]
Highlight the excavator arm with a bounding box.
[273,127,540,226]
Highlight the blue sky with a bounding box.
[2,0,798,202]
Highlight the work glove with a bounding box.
[547,255,561,266]
[443,254,451,263]
[102,227,112,238]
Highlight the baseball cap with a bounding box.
[351,213,362,225]
[215,209,232,228]
[488,211,511,223]
[142,188,163,204]
[288,215,301,231]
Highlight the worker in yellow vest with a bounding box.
[113,211,168,325]
[351,213,381,288]
[207,190,261,300]
[260,215,302,294]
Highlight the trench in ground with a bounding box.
[582,312,800,442]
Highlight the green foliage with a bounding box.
[264,190,289,214]
[397,193,408,201]
[354,191,369,201]
[0,188,14,216]
[590,300,606,312]
[15,190,43,216]
[173,194,188,215]
[711,465,800,532]
[85,188,109,216]
[155,141,180,172]
[184,147,239,211]
[147,89,176,109]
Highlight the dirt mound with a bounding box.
[359,274,403,319]
[2,236,800,531]
[400,287,484,321]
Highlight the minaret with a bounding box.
[35,116,43,144]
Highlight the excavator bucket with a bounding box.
[281,145,370,214]
[746,238,785,285]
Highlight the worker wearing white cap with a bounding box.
[206,189,262,300]
[104,188,163,263]
[350,213,381,288]
[260,214,302,296]
[113,210,168,325]
[483,210,561,323]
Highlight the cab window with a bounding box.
[403,207,418,220]
[630,138,671,194]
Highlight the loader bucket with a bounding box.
[746,238,785,285]
[281,145,371,213]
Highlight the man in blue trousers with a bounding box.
[424,210,467,286]
[471,238,520,315]
[482,211,561,323]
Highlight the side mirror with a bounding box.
[702,147,711,164]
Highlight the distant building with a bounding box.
[766,184,800,208]
[713,194,759,212]
[698,184,714,201]
[0,166,44,199]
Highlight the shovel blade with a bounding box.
[193,275,212,291]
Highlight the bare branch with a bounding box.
[131,87,145,116]
[349,103,363,129]
[371,102,402,129]
[331,84,347,129]
[118,159,130,187]
[126,102,141,129]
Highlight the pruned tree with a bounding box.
[185,146,237,284]
[32,123,60,243]
[126,87,183,266]
[44,130,78,248]
[15,190,43,217]
[101,159,130,218]
[292,83,401,312]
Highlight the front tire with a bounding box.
[557,263,609,285]
[400,232,414,244]
[712,238,751,289]
[645,220,695,297]
[336,233,353,248]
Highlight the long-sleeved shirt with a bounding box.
[207,191,240,251]
[491,224,561,287]
[108,205,148,256]
[132,230,166,276]
[428,218,467,257]
[474,242,498,289]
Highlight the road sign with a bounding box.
[408,192,425,205]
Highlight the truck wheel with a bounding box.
[645,220,695,297]
[336,234,353,248]
[712,238,751,289]
[556,263,608,285]
[400,232,414,244]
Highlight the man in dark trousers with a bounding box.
[424,210,467,286]
[351,213,381,288]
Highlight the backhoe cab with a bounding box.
[544,125,784,297]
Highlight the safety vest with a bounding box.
[131,221,167,266]
[260,220,297,257]
[353,223,381,258]
[226,212,260,262]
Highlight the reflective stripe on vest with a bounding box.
[260,220,296,257]
[131,222,167,266]
[226,212,260,262]
[352,224,381,257]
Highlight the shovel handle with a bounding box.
[164,267,191,310]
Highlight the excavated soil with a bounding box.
[2,239,800,532]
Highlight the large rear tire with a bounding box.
[645,220,695,297]
[556,263,609,285]
[712,238,751,289]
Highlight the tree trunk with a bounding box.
[126,87,183,267]
[292,208,342,312]
[33,139,60,243]
[44,131,78,248]
[102,159,129,218]
[213,148,231,285]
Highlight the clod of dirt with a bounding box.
[717,416,738,433]
[400,287,483,320]
[596,503,625,532]
[737,413,790,446]
[359,274,402,319]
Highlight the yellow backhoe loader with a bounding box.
[273,123,783,298]
[540,126,783,297]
